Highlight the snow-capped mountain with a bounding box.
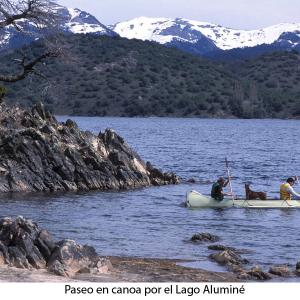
[110,17,218,55]
[2,5,300,59]
[54,5,116,36]
[0,4,117,52]
[111,17,300,56]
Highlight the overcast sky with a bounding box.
[58,0,300,29]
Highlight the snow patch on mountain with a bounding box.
[55,6,114,35]
[189,21,300,49]
[68,8,82,21]
[112,17,300,50]
[112,17,177,44]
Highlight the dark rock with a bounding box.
[187,178,196,183]
[191,233,220,243]
[269,265,291,277]
[0,216,112,277]
[40,125,55,134]
[35,230,56,260]
[15,234,46,269]
[146,161,180,186]
[0,241,9,264]
[0,216,47,269]
[8,246,32,269]
[296,261,300,270]
[48,259,66,277]
[209,250,249,266]
[208,244,237,252]
[208,244,251,254]
[0,104,179,193]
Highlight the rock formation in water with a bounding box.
[0,216,112,277]
[207,244,297,280]
[208,247,273,280]
[0,103,179,193]
[209,249,249,266]
[190,232,220,243]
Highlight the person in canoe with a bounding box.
[211,177,230,201]
[280,177,300,200]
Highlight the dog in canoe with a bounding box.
[245,184,267,200]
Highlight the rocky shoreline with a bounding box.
[0,256,238,283]
[0,103,179,193]
[0,216,237,282]
[1,217,299,282]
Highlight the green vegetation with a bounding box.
[1,34,300,118]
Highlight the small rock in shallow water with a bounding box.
[187,178,196,183]
[209,250,249,266]
[208,244,237,252]
[191,233,220,243]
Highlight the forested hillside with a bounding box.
[1,34,299,118]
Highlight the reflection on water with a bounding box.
[0,117,300,277]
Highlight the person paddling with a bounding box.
[280,177,300,200]
[211,177,230,201]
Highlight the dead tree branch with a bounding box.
[0,49,61,82]
[0,1,61,84]
[0,0,58,30]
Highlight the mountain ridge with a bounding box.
[1,3,300,59]
[111,17,300,58]
[111,17,300,50]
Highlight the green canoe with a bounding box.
[186,190,300,208]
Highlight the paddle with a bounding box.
[225,158,235,203]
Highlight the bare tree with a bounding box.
[0,0,58,30]
[0,0,61,85]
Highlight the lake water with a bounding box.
[0,117,300,277]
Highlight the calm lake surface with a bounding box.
[1,117,300,276]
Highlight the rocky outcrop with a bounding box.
[0,103,179,193]
[47,240,112,277]
[190,233,220,243]
[0,216,111,277]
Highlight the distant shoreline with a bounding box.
[56,115,300,121]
